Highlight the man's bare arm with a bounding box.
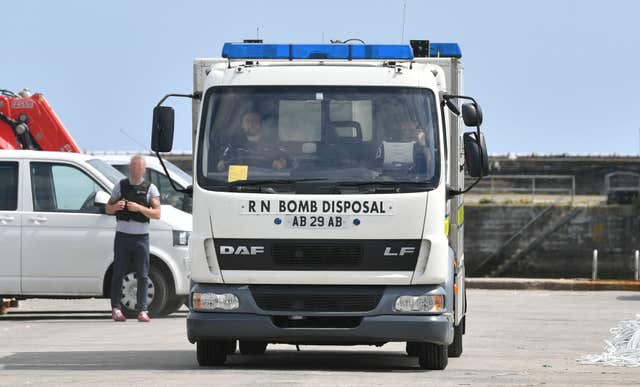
[106,198,125,215]
[126,198,161,220]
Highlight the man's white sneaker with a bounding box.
[137,311,151,322]
[112,308,126,322]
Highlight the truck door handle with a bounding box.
[29,216,48,224]
[0,215,15,224]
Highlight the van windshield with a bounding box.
[87,159,126,185]
[197,86,440,191]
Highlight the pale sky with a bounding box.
[2,0,640,155]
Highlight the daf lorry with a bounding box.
[151,40,488,370]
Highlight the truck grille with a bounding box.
[215,238,420,271]
[250,285,383,313]
[271,243,362,267]
[271,316,362,328]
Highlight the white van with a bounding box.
[99,154,192,213]
[0,150,191,316]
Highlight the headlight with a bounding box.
[192,292,239,311]
[172,230,191,246]
[394,294,444,313]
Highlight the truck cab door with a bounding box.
[0,160,21,294]
[21,161,115,295]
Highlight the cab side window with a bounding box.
[0,162,19,211]
[31,162,106,213]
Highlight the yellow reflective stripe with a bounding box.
[444,215,450,236]
[457,204,464,225]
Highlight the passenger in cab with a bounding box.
[377,119,434,176]
[216,112,288,171]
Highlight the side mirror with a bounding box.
[94,191,110,208]
[461,103,483,127]
[463,132,489,177]
[151,106,175,152]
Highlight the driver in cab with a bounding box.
[216,112,288,171]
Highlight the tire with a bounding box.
[448,317,464,358]
[160,295,188,316]
[418,342,448,370]
[406,342,420,357]
[121,265,169,318]
[226,340,238,355]
[239,341,267,355]
[197,340,228,366]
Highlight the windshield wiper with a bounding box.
[333,181,433,193]
[228,178,330,193]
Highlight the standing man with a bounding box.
[106,155,161,322]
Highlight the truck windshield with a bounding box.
[197,86,439,191]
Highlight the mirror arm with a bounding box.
[448,178,482,198]
[442,94,480,129]
[155,92,201,107]
[155,152,193,197]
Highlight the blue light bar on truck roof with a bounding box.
[221,43,415,60]
[429,43,462,58]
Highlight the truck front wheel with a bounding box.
[405,342,420,356]
[418,342,448,370]
[448,316,464,358]
[197,340,228,366]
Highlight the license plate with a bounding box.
[286,215,349,228]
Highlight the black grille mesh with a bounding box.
[250,286,383,312]
[271,243,362,267]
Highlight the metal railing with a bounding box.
[591,249,640,281]
[465,174,576,202]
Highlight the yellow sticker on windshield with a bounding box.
[228,165,248,182]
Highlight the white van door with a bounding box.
[21,161,115,295]
[0,161,21,294]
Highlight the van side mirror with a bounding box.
[151,106,175,152]
[93,191,110,213]
[461,103,483,127]
[463,132,489,177]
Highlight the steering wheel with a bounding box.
[225,154,278,169]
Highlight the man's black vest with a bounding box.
[116,179,151,223]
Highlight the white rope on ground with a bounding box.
[578,314,640,367]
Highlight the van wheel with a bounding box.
[197,340,228,366]
[448,317,464,358]
[161,295,187,315]
[418,342,448,370]
[239,341,267,355]
[120,265,169,318]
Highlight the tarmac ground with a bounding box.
[1,289,639,386]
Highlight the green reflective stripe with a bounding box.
[457,205,464,225]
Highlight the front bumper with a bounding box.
[186,283,453,345]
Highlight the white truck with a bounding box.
[0,150,192,316]
[151,40,488,370]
